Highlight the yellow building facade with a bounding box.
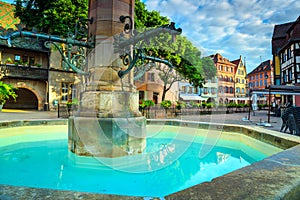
[232,56,247,98]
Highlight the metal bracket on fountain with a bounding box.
[114,16,182,79]
[0,18,95,75]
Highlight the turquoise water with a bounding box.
[0,125,282,197]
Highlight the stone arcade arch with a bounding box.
[5,87,41,110]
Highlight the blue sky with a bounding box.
[143,0,299,72]
[2,0,12,3]
[3,0,299,72]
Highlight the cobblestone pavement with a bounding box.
[176,110,283,132]
[0,109,58,121]
[0,109,284,132]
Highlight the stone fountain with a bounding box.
[68,0,146,158]
[0,0,181,158]
[68,0,181,158]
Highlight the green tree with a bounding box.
[0,81,17,105]
[13,0,88,37]
[134,0,208,101]
[201,56,217,79]
[134,0,169,28]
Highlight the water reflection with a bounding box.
[0,131,278,197]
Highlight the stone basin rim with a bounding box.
[0,118,300,199]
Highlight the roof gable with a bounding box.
[248,60,272,76]
[272,22,293,39]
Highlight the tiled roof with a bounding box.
[272,16,300,54]
[272,22,293,39]
[247,60,272,76]
[287,16,300,40]
[0,1,20,30]
[287,16,300,34]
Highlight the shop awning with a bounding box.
[251,85,300,95]
[180,95,207,101]
[227,97,250,101]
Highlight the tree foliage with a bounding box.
[134,0,169,28]
[13,0,216,97]
[0,81,17,105]
[134,0,216,101]
[13,0,88,37]
[201,56,217,79]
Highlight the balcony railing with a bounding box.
[0,64,48,80]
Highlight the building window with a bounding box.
[189,86,193,94]
[225,86,229,93]
[281,53,287,63]
[181,86,186,93]
[219,86,223,93]
[264,80,267,86]
[260,73,263,78]
[61,83,75,102]
[230,87,233,94]
[288,69,292,81]
[236,87,240,93]
[14,54,21,62]
[137,74,145,82]
[29,57,35,66]
[260,80,263,86]
[211,87,217,95]
[297,64,300,72]
[219,65,222,71]
[22,56,28,64]
[297,73,300,82]
[194,87,199,94]
[148,73,155,81]
[242,88,245,94]
[287,48,292,60]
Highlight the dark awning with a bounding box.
[251,85,300,95]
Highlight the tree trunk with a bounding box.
[161,85,168,101]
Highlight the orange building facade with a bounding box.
[210,53,236,103]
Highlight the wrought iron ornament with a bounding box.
[0,18,95,75]
[115,16,182,79]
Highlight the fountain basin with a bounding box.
[0,119,300,199]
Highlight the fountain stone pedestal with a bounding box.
[68,0,146,158]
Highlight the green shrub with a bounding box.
[161,100,172,109]
[0,81,17,105]
[176,101,186,109]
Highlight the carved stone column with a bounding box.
[68,0,146,158]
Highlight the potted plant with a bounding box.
[161,100,172,117]
[66,98,79,114]
[144,100,155,110]
[5,57,13,65]
[0,81,17,111]
[139,100,147,112]
[175,101,186,110]
[161,100,172,110]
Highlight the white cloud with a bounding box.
[143,0,299,72]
